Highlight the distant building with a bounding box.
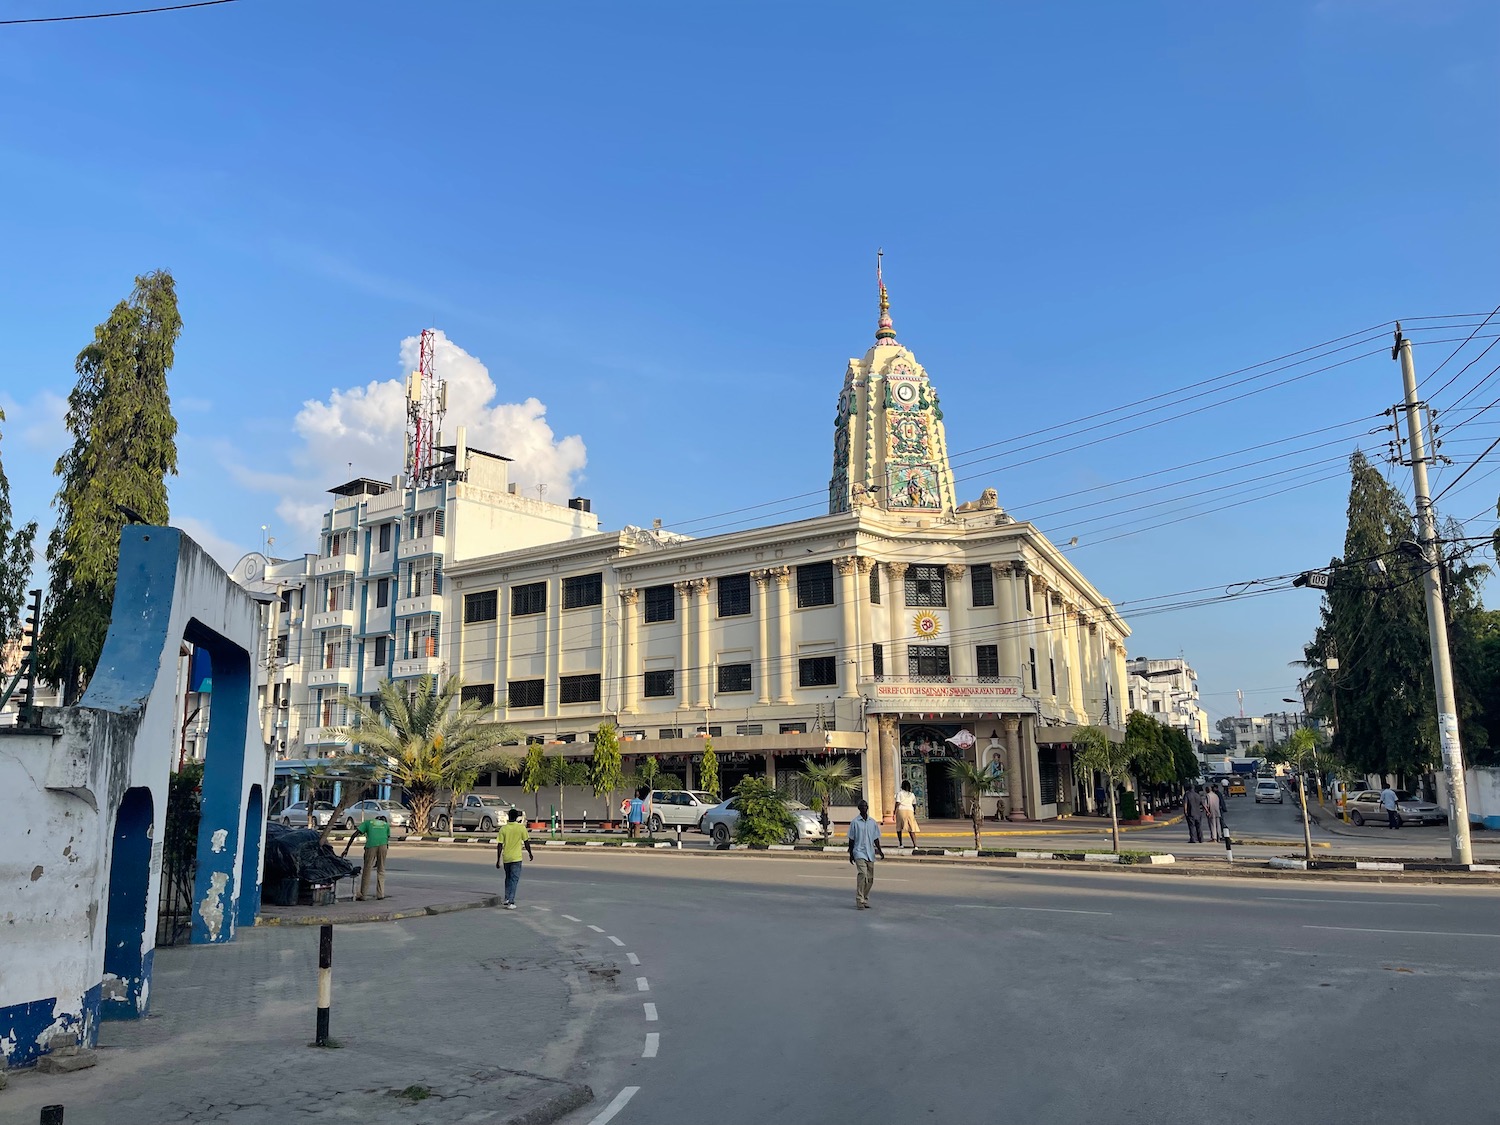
[1126,656,1210,748]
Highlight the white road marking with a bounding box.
[588,1085,640,1125]
[954,905,1113,916]
[636,976,650,991]
[1260,897,1439,906]
[642,1032,660,1058]
[628,952,641,965]
[529,905,551,910]
[609,935,625,946]
[588,924,605,932]
[793,874,909,882]
[1304,925,1500,938]
[561,914,582,922]
[643,1002,658,1021]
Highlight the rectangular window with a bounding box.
[508,679,544,708]
[376,577,390,609]
[512,581,547,617]
[275,634,289,659]
[908,644,951,678]
[780,722,808,735]
[658,728,682,739]
[872,643,884,678]
[717,662,752,694]
[869,565,881,604]
[563,573,603,609]
[378,522,392,553]
[717,573,751,617]
[280,589,293,613]
[1029,647,1038,691]
[461,683,495,707]
[643,584,675,623]
[643,669,675,698]
[464,590,498,623]
[373,636,387,667]
[971,564,995,608]
[797,562,835,608]
[905,564,946,607]
[1025,580,1033,612]
[976,644,1000,680]
[1049,658,1057,695]
[560,673,602,704]
[798,655,837,687]
[735,723,764,735]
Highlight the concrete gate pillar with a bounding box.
[1003,716,1024,819]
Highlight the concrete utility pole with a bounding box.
[1394,324,1473,864]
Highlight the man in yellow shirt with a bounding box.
[496,809,535,909]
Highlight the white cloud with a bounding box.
[175,515,250,571]
[243,329,587,544]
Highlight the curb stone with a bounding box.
[258,894,504,927]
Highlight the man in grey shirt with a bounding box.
[1184,785,1205,843]
[846,799,886,909]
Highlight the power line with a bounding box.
[1432,432,1500,505]
[0,0,236,24]
[1420,301,1500,397]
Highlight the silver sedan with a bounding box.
[278,800,335,828]
[698,797,826,845]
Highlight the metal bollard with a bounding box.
[582,813,588,834]
[315,923,333,1046]
[41,1107,65,1125]
[1224,832,1233,865]
[675,824,683,850]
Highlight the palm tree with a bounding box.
[945,758,1001,850]
[1070,724,1135,853]
[801,758,862,838]
[546,756,590,830]
[327,674,521,834]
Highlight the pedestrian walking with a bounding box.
[1184,784,1205,843]
[1380,783,1401,830]
[1204,787,1222,842]
[342,813,390,901]
[496,808,535,908]
[893,779,920,849]
[846,799,886,909]
[626,787,650,839]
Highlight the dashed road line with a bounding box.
[1304,925,1500,938]
[643,1002,658,1021]
[561,914,582,922]
[588,924,606,933]
[642,1032,660,1058]
[608,935,625,946]
[588,1085,640,1125]
[954,905,1112,916]
[529,905,551,910]
[636,976,650,991]
[627,952,640,965]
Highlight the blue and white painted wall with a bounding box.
[0,528,273,1068]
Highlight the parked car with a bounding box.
[432,794,516,832]
[1345,790,1447,827]
[1254,779,1284,804]
[278,800,335,828]
[699,796,826,845]
[341,799,412,833]
[647,790,721,832]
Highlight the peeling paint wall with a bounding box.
[0,528,274,1068]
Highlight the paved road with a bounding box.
[402,846,1499,1125]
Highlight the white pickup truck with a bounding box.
[432,794,518,832]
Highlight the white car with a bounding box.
[698,797,826,845]
[647,790,721,832]
[341,799,412,833]
[1254,779,1284,804]
[278,800,336,827]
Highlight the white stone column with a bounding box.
[674,581,692,709]
[694,579,712,709]
[1003,715,1023,819]
[886,561,909,680]
[771,567,794,704]
[945,563,971,681]
[496,581,511,717]
[545,577,562,721]
[856,559,875,682]
[879,713,899,823]
[752,570,772,705]
[836,556,860,698]
[619,589,639,714]
[1000,563,1023,680]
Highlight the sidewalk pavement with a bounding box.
[3,877,596,1125]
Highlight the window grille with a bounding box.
[717,662,752,693]
[461,683,495,707]
[464,590,498,623]
[512,581,547,617]
[797,562,835,608]
[643,669,675,698]
[908,644,950,679]
[717,573,751,617]
[904,564,946,607]
[508,679,544,708]
[643,585,675,623]
[976,644,1000,680]
[560,673,601,704]
[971,565,995,607]
[563,573,603,609]
[798,656,836,687]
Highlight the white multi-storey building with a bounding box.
[1126,656,1210,748]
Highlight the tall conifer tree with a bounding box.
[39,271,181,702]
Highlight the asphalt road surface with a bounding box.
[404,846,1500,1125]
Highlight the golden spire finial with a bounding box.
[875,247,897,344]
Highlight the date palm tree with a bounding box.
[945,757,1001,850]
[327,674,521,834]
[801,758,862,838]
[1070,724,1134,854]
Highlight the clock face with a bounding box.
[895,382,916,403]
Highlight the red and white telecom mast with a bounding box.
[404,328,448,488]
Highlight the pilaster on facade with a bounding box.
[691,578,711,709]
[835,556,861,698]
[769,567,793,704]
[885,561,910,679]
[619,588,640,714]
[673,581,694,709]
[751,570,773,705]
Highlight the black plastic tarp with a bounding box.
[264,822,357,885]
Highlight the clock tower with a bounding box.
[828,257,957,516]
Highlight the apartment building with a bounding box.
[1126,656,1211,748]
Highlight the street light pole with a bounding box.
[1394,326,1474,865]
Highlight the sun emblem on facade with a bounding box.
[911,611,942,639]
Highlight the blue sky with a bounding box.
[2,0,1497,726]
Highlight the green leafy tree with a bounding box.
[39,271,182,703]
[945,757,1000,850]
[1162,726,1201,783]
[1267,727,1323,861]
[730,775,796,845]
[1070,724,1135,853]
[546,756,590,829]
[699,739,720,798]
[801,758,862,836]
[590,721,624,819]
[327,674,521,833]
[0,408,38,649]
[521,743,547,819]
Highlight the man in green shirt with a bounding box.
[350,815,391,901]
[496,808,535,909]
